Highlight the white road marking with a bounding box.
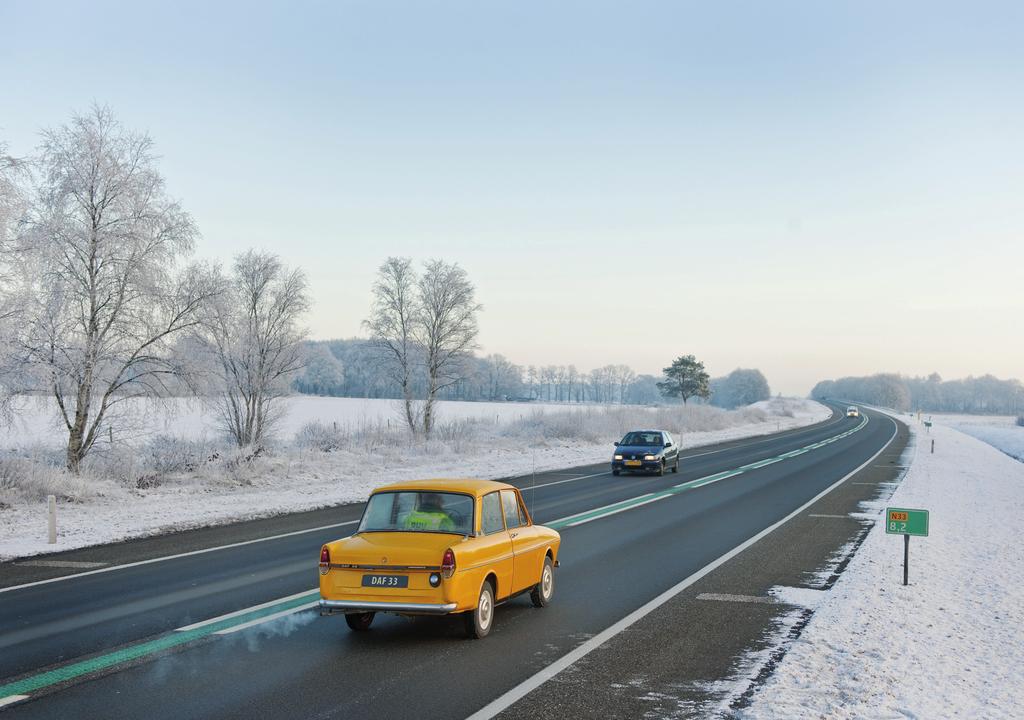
[526,470,610,490]
[465,413,899,720]
[213,602,320,635]
[696,593,777,604]
[808,513,853,519]
[0,520,359,594]
[174,589,320,632]
[0,695,29,708]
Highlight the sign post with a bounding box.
[885,507,929,585]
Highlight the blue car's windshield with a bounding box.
[620,432,663,446]
[358,491,474,535]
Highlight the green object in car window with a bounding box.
[403,509,455,531]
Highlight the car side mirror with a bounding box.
[665,441,672,448]
[613,441,619,446]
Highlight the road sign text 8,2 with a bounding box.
[885,507,928,536]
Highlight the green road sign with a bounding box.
[885,507,929,536]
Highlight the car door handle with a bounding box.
[510,532,518,538]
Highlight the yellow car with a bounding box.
[318,479,561,639]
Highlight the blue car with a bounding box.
[612,430,680,476]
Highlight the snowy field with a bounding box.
[0,396,829,561]
[0,396,595,447]
[738,418,1024,718]
[927,412,1024,462]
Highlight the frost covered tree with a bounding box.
[657,355,711,405]
[196,250,309,447]
[0,143,30,424]
[9,108,216,472]
[417,259,481,437]
[363,257,481,438]
[615,364,636,404]
[364,257,420,433]
[0,143,26,304]
[293,342,344,396]
[710,368,771,409]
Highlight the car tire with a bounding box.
[656,460,665,476]
[344,612,375,631]
[612,469,620,476]
[464,580,495,639]
[531,556,555,608]
[671,459,679,473]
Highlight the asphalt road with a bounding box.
[0,404,901,718]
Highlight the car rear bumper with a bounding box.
[319,599,458,616]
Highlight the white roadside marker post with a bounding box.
[47,494,57,544]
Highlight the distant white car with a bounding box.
[847,406,860,418]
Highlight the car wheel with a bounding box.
[671,459,679,473]
[464,579,495,639]
[531,556,555,608]
[656,460,665,476]
[344,612,375,631]
[612,469,620,476]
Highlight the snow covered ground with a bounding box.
[927,412,1024,462]
[0,396,600,447]
[738,417,1024,718]
[0,396,829,561]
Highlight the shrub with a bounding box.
[295,421,347,452]
[0,453,97,502]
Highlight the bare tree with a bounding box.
[196,250,309,447]
[9,108,216,472]
[417,260,481,437]
[567,364,578,402]
[0,143,27,300]
[364,257,419,434]
[0,143,29,422]
[616,364,636,404]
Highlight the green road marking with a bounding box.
[0,590,318,701]
[1,412,870,705]
[549,413,869,531]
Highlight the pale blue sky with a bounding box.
[2,1,1022,394]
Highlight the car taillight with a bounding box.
[441,548,456,578]
[319,546,331,575]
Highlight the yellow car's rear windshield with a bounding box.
[359,491,474,535]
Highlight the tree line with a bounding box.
[295,345,772,411]
[811,373,1024,414]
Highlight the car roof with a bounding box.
[624,429,666,434]
[370,478,516,497]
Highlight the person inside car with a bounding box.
[403,493,456,531]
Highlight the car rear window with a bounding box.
[359,491,474,535]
